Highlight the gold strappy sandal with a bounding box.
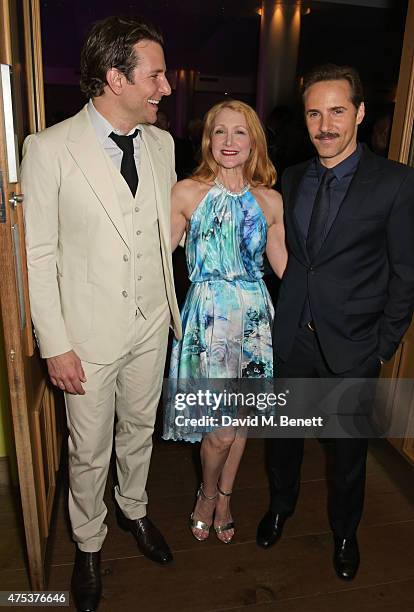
[214,484,235,544]
[189,484,217,541]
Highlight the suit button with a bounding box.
[135,207,140,213]
[123,254,129,262]
[122,290,128,298]
[136,253,142,259]
[137,275,142,281]
[136,230,142,236]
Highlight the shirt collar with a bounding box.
[87,99,141,143]
[315,142,362,181]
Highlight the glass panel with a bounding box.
[0,64,18,182]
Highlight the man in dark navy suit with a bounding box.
[257,64,414,580]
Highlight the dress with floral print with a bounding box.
[163,181,274,442]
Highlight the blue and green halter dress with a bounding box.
[163,180,274,442]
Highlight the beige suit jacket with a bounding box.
[21,105,181,364]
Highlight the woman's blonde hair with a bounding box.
[192,99,276,188]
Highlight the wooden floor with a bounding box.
[1,437,414,611]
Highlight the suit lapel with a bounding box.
[140,126,170,251]
[65,106,130,249]
[315,147,381,260]
[140,126,177,310]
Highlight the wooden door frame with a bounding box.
[22,0,45,134]
[389,0,414,163]
[386,0,414,464]
[0,0,48,590]
[0,71,44,591]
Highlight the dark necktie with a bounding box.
[306,168,335,260]
[109,129,139,196]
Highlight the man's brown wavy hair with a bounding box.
[80,15,163,98]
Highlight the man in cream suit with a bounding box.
[21,16,181,611]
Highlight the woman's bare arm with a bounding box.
[171,179,211,251]
[264,190,288,279]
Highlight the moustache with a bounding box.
[315,132,339,139]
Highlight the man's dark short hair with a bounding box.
[302,64,364,109]
[80,15,163,98]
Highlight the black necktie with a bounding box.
[307,168,335,260]
[109,129,139,196]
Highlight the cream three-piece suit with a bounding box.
[21,104,181,552]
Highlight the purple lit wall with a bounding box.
[40,0,407,135]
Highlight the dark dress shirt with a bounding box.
[296,144,362,325]
[295,143,362,242]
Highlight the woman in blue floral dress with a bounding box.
[163,100,287,543]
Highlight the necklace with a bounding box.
[214,178,250,197]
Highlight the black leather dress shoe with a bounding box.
[120,515,173,564]
[71,549,102,612]
[256,510,288,549]
[333,536,360,581]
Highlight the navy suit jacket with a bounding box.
[275,145,414,373]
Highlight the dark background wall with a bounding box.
[41,0,407,126]
[41,0,407,167]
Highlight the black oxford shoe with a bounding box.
[71,549,102,612]
[120,515,173,564]
[333,536,360,581]
[256,510,288,549]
